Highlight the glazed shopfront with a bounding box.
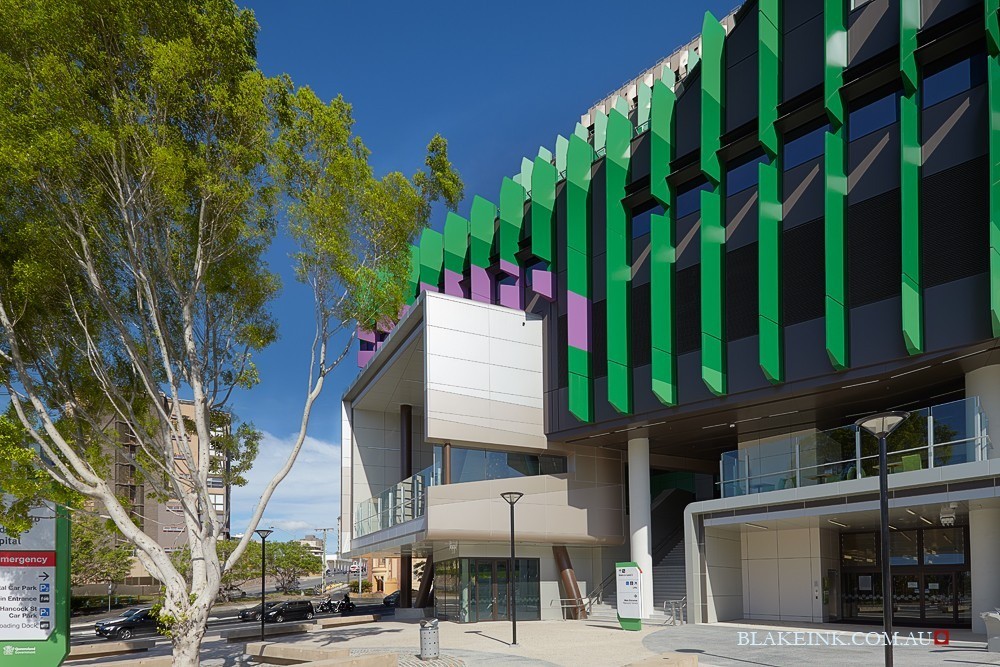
[434,558,541,623]
[841,526,971,627]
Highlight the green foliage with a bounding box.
[269,541,323,593]
[171,538,262,597]
[70,512,135,588]
[271,88,463,331]
[348,579,373,594]
[0,409,81,537]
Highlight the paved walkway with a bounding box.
[644,620,997,667]
[72,617,999,666]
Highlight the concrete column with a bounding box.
[966,364,1000,459]
[399,554,413,608]
[970,505,1000,634]
[628,437,655,619]
[400,404,413,479]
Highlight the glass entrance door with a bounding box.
[891,574,922,622]
[923,573,955,624]
[471,559,511,622]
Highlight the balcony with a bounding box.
[353,448,570,539]
[720,397,990,498]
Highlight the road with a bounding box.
[69,600,392,647]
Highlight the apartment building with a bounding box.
[342,0,1000,634]
[108,398,231,592]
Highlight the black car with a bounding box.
[263,600,314,623]
[237,601,278,622]
[94,607,159,640]
[383,590,400,608]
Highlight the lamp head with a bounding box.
[855,411,911,438]
[500,491,524,506]
[254,528,274,540]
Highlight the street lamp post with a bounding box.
[500,492,523,647]
[254,528,274,643]
[855,411,910,667]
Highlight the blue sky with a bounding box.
[210,0,736,544]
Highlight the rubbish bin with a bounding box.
[419,618,439,660]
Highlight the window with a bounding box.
[841,532,878,566]
[784,124,829,169]
[923,56,986,108]
[726,154,766,194]
[889,530,919,566]
[923,527,965,565]
[675,181,712,219]
[360,339,375,352]
[163,525,184,533]
[849,93,898,140]
[207,477,224,489]
[630,204,663,238]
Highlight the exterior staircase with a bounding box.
[652,539,687,610]
[584,539,686,624]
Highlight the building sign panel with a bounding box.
[615,561,643,631]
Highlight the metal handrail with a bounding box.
[663,597,687,626]
[585,570,616,609]
[550,598,593,620]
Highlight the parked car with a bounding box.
[237,601,277,622]
[383,590,400,608]
[94,607,159,640]
[263,600,315,623]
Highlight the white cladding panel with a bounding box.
[423,293,545,449]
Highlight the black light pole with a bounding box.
[855,411,909,667]
[254,528,274,642]
[500,492,523,647]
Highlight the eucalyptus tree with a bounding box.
[0,0,460,663]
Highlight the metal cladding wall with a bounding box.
[389,0,998,436]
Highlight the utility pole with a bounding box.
[315,527,336,594]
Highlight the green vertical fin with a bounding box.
[567,133,594,422]
[900,0,923,354]
[759,158,784,383]
[555,135,569,175]
[499,177,525,272]
[418,228,444,290]
[824,127,849,370]
[637,82,652,129]
[651,74,677,405]
[758,0,783,383]
[823,0,847,126]
[531,155,557,265]
[594,109,608,153]
[700,11,727,396]
[989,1,1000,335]
[606,105,633,414]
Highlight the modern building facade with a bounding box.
[341,0,1000,633]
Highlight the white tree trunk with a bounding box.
[167,599,211,667]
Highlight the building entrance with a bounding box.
[434,557,541,623]
[841,526,971,627]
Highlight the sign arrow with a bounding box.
[38,572,49,581]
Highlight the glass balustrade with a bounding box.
[353,447,570,539]
[719,396,990,498]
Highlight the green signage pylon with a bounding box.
[0,503,70,666]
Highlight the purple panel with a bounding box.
[499,277,523,310]
[567,291,592,352]
[444,269,465,297]
[358,328,376,344]
[419,282,439,294]
[499,259,519,277]
[470,265,491,303]
[357,349,375,367]
[531,268,556,301]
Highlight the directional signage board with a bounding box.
[615,561,643,631]
[0,498,69,666]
